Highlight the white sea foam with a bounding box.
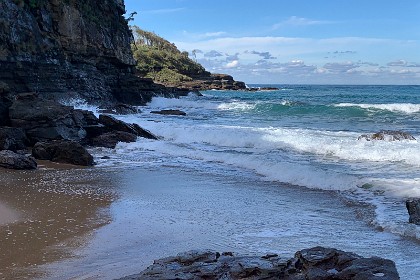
[335,103,420,114]
[217,102,256,111]
[60,98,100,116]
[148,96,219,111]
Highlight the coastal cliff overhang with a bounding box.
[0,0,148,104]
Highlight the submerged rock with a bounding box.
[150,109,187,116]
[358,130,416,141]
[99,104,140,115]
[32,140,94,166]
[406,199,420,225]
[118,246,399,280]
[0,150,37,170]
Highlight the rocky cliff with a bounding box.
[0,0,179,105]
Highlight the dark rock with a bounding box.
[9,93,87,144]
[99,104,140,115]
[84,124,111,139]
[150,109,187,116]
[0,127,30,151]
[0,84,12,126]
[117,247,399,280]
[0,0,190,107]
[295,246,399,280]
[406,199,420,225]
[98,114,158,140]
[0,150,37,170]
[131,123,159,140]
[72,110,99,127]
[98,114,138,135]
[32,140,94,166]
[358,130,416,141]
[92,131,137,149]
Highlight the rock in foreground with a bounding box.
[118,246,399,280]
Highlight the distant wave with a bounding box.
[334,103,420,114]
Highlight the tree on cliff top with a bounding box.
[131,26,209,86]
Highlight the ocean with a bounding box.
[58,84,420,279]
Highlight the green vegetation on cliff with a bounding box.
[131,26,208,86]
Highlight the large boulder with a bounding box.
[118,247,399,280]
[32,140,94,166]
[0,127,30,151]
[8,93,87,144]
[406,199,420,225]
[0,150,37,170]
[358,130,416,141]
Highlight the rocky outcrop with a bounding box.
[358,130,416,141]
[172,73,246,91]
[0,150,37,170]
[0,0,185,106]
[118,247,399,280]
[406,199,420,225]
[8,93,90,144]
[32,140,94,166]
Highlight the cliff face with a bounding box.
[0,0,169,105]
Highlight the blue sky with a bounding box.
[124,0,420,85]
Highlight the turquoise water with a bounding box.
[86,85,420,236]
[64,85,420,278]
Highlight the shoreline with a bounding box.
[33,166,419,280]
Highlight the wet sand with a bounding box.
[0,165,118,279]
[0,201,20,225]
[37,167,420,280]
[1,165,419,279]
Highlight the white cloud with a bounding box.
[387,60,407,66]
[272,16,332,29]
[175,35,420,84]
[226,60,239,68]
[204,31,227,38]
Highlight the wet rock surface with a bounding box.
[406,199,420,225]
[0,150,37,170]
[8,93,87,144]
[358,130,416,141]
[32,140,94,166]
[0,127,30,152]
[150,109,187,116]
[117,246,399,280]
[92,131,137,149]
